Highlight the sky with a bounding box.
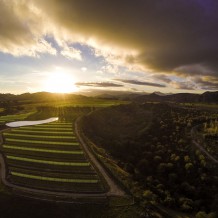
[0,0,218,94]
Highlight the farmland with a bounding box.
[1,121,105,194]
[0,111,35,125]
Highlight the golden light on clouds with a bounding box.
[42,68,78,93]
[0,0,218,92]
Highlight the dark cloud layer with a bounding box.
[115,79,166,88]
[34,0,218,79]
[194,77,218,90]
[76,82,123,88]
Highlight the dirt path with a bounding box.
[191,126,218,164]
[75,118,126,196]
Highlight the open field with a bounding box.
[1,121,105,193]
[22,98,128,109]
[0,111,35,125]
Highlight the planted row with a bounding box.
[11,129,74,136]
[11,172,98,183]
[9,175,104,193]
[4,132,76,142]
[4,138,79,146]
[6,155,90,166]
[34,124,72,128]
[3,144,83,154]
[3,142,82,151]
[4,149,86,161]
[9,167,99,180]
[18,126,72,132]
[7,159,94,173]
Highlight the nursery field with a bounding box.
[1,121,105,193]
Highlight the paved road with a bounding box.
[191,126,218,164]
[75,117,125,196]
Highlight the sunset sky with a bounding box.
[0,0,218,94]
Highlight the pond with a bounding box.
[6,117,59,127]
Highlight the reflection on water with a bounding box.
[6,117,59,127]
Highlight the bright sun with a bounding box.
[43,70,78,93]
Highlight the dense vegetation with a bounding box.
[201,120,218,160]
[82,103,218,216]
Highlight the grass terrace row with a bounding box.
[4,149,86,161]
[3,145,83,154]
[18,126,72,132]
[24,122,71,125]
[3,133,76,142]
[11,129,74,136]
[9,167,99,180]
[6,155,90,166]
[11,172,98,183]
[9,175,104,193]
[4,138,79,146]
[3,142,82,151]
[7,159,94,173]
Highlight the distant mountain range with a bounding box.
[0,92,87,103]
[132,91,218,103]
[0,91,217,104]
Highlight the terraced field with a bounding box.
[1,122,105,193]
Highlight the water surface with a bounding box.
[6,117,58,127]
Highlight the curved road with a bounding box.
[191,126,218,164]
[75,117,125,196]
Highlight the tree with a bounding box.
[195,211,207,218]
[142,190,157,205]
[179,197,193,212]
[185,163,193,171]
[195,211,217,218]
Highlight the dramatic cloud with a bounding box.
[115,79,166,88]
[194,77,218,90]
[171,81,196,90]
[76,82,123,88]
[1,0,218,91]
[152,74,172,83]
[32,0,218,76]
[0,0,56,56]
[174,64,216,77]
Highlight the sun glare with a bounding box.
[43,70,78,93]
